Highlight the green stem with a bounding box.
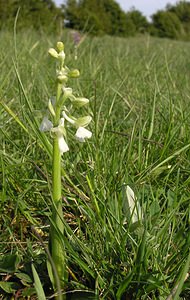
[52,138,62,204]
[49,82,67,299]
[56,83,62,114]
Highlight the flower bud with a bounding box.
[72,97,89,107]
[57,74,68,83]
[58,51,65,62]
[57,41,64,52]
[48,99,56,117]
[68,69,80,78]
[48,48,58,58]
[57,69,68,83]
[63,87,73,98]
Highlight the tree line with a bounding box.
[0,0,190,40]
[0,0,63,32]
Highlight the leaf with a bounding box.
[47,259,55,288]
[0,254,20,273]
[150,199,160,216]
[167,189,176,208]
[31,263,46,300]
[116,272,133,299]
[0,100,28,133]
[16,272,33,285]
[22,287,36,297]
[0,281,19,293]
[170,251,190,300]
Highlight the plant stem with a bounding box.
[50,82,67,299]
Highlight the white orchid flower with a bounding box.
[62,111,92,128]
[57,132,69,154]
[74,116,92,142]
[40,116,69,154]
[62,111,92,142]
[75,126,92,142]
[51,118,69,154]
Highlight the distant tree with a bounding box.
[64,0,103,33]
[63,0,80,29]
[78,0,108,34]
[101,0,127,36]
[125,16,136,36]
[0,0,63,31]
[166,1,190,38]
[0,0,15,28]
[126,9,149,33]
[64,0,133,36]
[151,10,182,39]
[167,1,190,23]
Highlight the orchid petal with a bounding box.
[39,117,53,132]
[75,116,92,127]
[62,111,75,125]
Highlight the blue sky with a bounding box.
[54,0,180,18]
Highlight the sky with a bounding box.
[54,0,180,19]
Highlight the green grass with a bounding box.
[0,29,190,299]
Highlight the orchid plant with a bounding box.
[40,41,92,298]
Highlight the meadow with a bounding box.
[0,29,190,299]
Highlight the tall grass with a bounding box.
[0,29,190,299]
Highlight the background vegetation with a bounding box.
[0,0,190,299]
[1,0,190,39]
[0,28,190,299]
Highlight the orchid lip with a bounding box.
[58,134,69,154]
[75,126,92,142]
